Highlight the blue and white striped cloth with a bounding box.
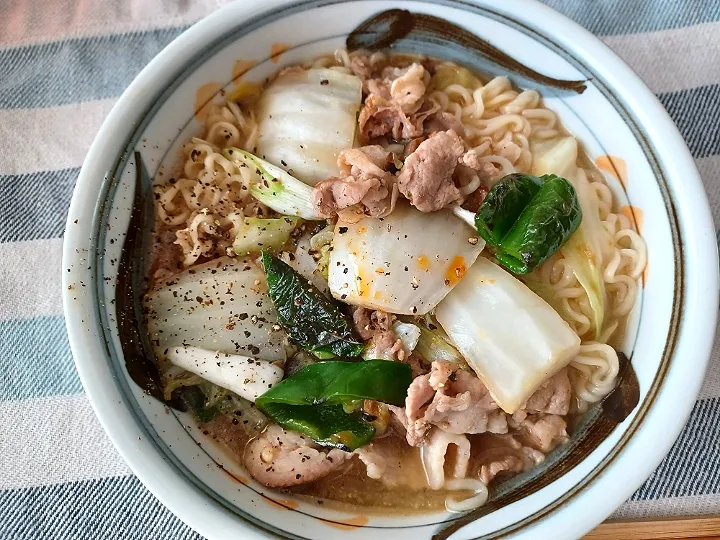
[1,1,719,537]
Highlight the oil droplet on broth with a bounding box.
[444,256,466,286]
[596,155,628,187]
[620,205,644,233]
[270,42,291,63]
[326,515,369,530]
[232,59,256,82]
[417,254,430,271]
[194,82,223,121]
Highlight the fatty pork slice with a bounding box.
[244,424,348,487]
[395,360,508,447]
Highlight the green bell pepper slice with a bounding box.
[261,251,364,359]
[256,360,412,450]
[474,173,542,245]
[475,173,582,274]
[259,403,376,450]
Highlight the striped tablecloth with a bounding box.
[1,0,719,537]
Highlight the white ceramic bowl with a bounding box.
[62,0,719,538]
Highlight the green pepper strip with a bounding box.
[259,403,375,450]
[474,173,542,245]
[261,251,364,359]
[475,173,582,274]
[256,360,412,450]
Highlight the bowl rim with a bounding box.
[62,0,719,538]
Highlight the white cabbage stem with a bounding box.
[532,136,613,339]
[392,322,421,353]
[329,202,484,315]
[436,257,580,413]
[166,346,283,403]
[224,148,322,220]
[309,226,334,251]
[144,256,292,362]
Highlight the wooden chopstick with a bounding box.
[585,517,720,539]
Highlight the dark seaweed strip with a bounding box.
[116,152,164,401]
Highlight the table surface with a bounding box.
[1,0,719,538]
[588,517,720,539]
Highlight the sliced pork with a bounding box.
[456,151,503,208]
[512,414,568,452]
[355,436,428,489]
[395,360,573,448]
[244,424,348,487]
[339,145,393,174]
[401,372,435,446]
[402,136,426,159]
[358,63,439,142]
[366,331,406,361]
[425,111,466,138]
[474,434,545,485]
[523,368,572,415]
[426,364,508,436]
[351,307,410,362]
[396,360,508,446]
[460,150,503,186]
[349,54,374,80]
[359,95,431,142]
[421,428,471,489]
[397,130,465,212]
[386,63,426,113]
[351,306,379,340]
[312,146,398,218]
[479,454,525,485]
